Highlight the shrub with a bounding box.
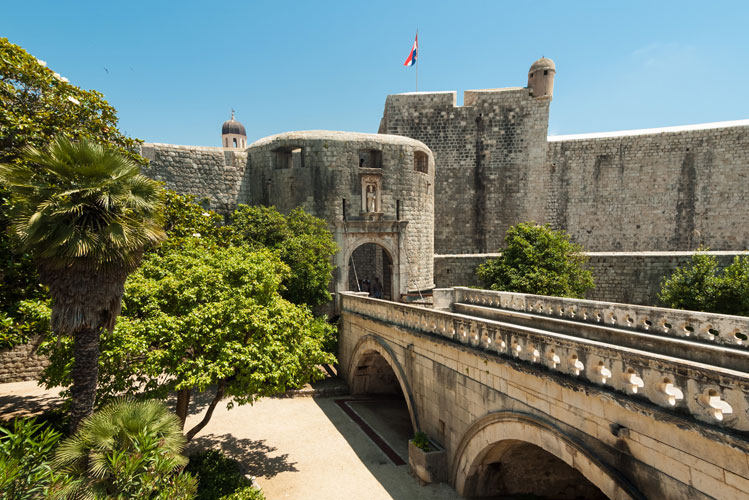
[220,486,265,500]
[477,223,594,298]
[51,399,196,499]
[0,298,51,349]
[185,449,256,500]
[0,417,64,500]
[412,431,431,452]
[659,252,749,316]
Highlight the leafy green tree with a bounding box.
[0,138,164,431]
[477,222,594,298]
[160,190,233,249]
[119,240,335,440]
[0,417,65,500]
[231,205,337,308]
[41,239,336,441]
[0,37,141,164]
[659,252,749,316]
[51,399,196,499]
[1,37,144,349]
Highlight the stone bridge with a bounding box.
[338,287,749,499]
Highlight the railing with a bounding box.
[340,292,749,432]
[452,288,749,349]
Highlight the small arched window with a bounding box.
[414,151,428,173]
[233,138,238,147]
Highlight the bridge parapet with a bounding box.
[341,292,749,432]
[448,287,749,348]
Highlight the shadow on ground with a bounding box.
[188,433,298,478]
[0,390,64,420]
[314,396,442,500]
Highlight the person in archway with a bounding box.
[362,278,370,295]
[372,277,383,299]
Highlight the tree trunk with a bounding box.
[185,381,225,442]
[39,260,130,434]
[175,388,192,429]
[69,326,101,432]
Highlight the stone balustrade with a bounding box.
[451,287,749,349]
[340,292,749,432]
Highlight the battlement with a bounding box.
[386,86,534,110]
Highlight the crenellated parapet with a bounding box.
[380,86,552,254]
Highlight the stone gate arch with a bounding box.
[334,220,409,301]
[345,240,395,299]
[345,334,419,432]
[452,412,642,500]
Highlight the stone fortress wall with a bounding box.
[140,143,249,214]
[546,121,749,252]
[140,131,436,294]
[379,88,551,255]
[434,251,749,306]
[379,91,749,255]
[137,57,748,305]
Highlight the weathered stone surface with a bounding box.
[0,335,49,383]
[434,251,749,306]
[379,89,551,255]
[339,291,749,500]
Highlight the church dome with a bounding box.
[222,113,246,136]
[529,57,555,74]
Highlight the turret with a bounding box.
[221,111,247,149]
[527,57,555,99]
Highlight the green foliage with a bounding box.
[0,37,141,165]
[476,222,594,298]
[412,431,431,452]
[0,137,165,272]
[115,240,335,401]
[185,450,263,500]
[219,487,265,500]
[41,239,336,429]
[51,399,196,499]
[231,205,337,307]
[0,37,146,350]
[160,190,233,249]
[0,417,65,499]
[659,252,749,316]
[0,298,51,349]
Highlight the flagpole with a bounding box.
[415,29,418,92]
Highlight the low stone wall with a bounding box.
[0,335,49,383]
[434,251,749,306]
[433,254,498,289]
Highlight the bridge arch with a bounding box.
[452,412,642,500]
[346,334,418,432]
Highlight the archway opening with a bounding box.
[348,243,393,300]
[464,440,607,500]
[349,349,413,462]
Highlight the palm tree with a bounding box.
[0,137,164,431]
[51,399,196,499]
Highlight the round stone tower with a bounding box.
[221,111,247,149]
[245,131,435,300]
[527,57,556,99]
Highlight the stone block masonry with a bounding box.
[140,143,249,214]
[547,121,749,252]
[434,251,749,306]
[380,89,551,255]
[0,335,49,383]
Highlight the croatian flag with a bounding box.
[403,33,418,67]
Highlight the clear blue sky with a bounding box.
[4,0,748,146]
